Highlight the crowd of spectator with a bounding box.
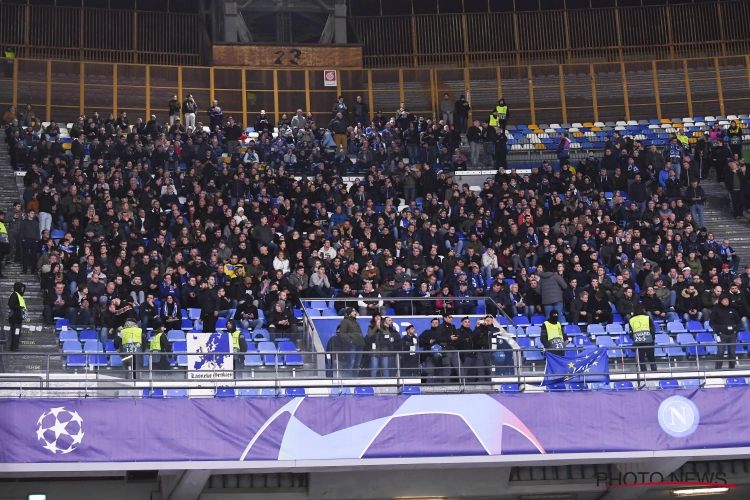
[2,98,750,376]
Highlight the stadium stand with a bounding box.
[4,84,750,389]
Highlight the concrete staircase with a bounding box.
[0,144,62,373]
[699,173,750,266]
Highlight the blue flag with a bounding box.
[543,347,609,385]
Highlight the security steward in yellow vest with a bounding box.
[495,98,509,128]
[8,282,26,351]
[226,319,248,366]
[540,310,568,356]
[629,304,657,372]
[0,211,10,278]
[147,319,171,370]
[118,320,145,378]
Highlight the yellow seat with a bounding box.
[591,126,601,132]
[689,138,697,143]
[528,124,538,129]
[224,156,231,163]
[660,119,671,124]
[62,143,71,150]
[573,132,584,138]
[673,123,683,128]
[532,129,544,135]
[535,143,545,150]
[583,122,594,127]
[240,147,247,153]
[693,132,703,137]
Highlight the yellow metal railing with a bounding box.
[2,56,749,129]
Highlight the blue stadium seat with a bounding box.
[530,315,546,326]
[658,380,680,390]
[605,324,624,335]
[525,325,541,337]
[564,325,582,336]
[596,335,623,358]
[278,341,303,366]
[79,329,98,342]
[681,379,701,389]
[500,384,520,393]
[284,387,306,396]
[676,333,706,357]
[568,382,587,391]
[696,332,718,356]
[238,388,261,397]
[59,330,78,343]
[587,324,605,336]
[332,387,353,396]
[514,316,531,327]
[188,308,201,320]
[181,318,193,330]
[252,329,270,342]
[165,389,188,398]
[726,377,748,388]
[244,342,264,367]
[546,383,567,392]
[167,330,186,342]
[575,336,592,348]
[215,318,228,330]
[258,341,278,365]
[667,321,687,334]
[613,381,634,391]
[589,382,611,391]
[401,386,421,395]
[686,321,705,333]
[50,229,66,240]
[216,388,236,398]
[56,319,71,330]
[354,386,375,396]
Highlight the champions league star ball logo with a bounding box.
[36,407,85,454]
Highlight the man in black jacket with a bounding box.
[419,317,444,382]
[711,295,742,369]
[436,313,459,382]
[200,286,224,333]
[685,179,706,228]
[466,120,482,168]
[168,95,181,125]
[456,316,477,382]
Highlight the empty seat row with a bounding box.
[140,386,422,398]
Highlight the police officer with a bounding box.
[7,282,26,352]
[400,324,420,377]
[147,319,171,371]
[226,319,248,367]
[540,310,568,357]
[0,211,9,278]
[629,304,657,372]
[118,319,145,379]
[710,295,742,369]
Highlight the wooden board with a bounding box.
[213,44,363,68]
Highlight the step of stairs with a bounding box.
[0,143,61,373]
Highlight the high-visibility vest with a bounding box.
[13,291,25,309]
[4,50,14,59]
[544,321,563,341]
[121,326,142,345]
[230,330,241,351]
[489,114,500,127]
[629,315,652,344]
[495,105,508,121]
[149,331,163,351]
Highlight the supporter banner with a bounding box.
[0,389,748,464]
[186,333,233,379]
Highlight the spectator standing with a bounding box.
[629,304,657,372]
[440,93,454,125]
[208,100,223,130]
[494,98,509,130]
[168,95,181,125]
[711,295,741,369]
[200,285,223,332]
[338,307,364,377]
[353,96,368,127]
[540,310,568,357]
[685,179,706,228]
[7,282,26,352]
[536,265,567,317]
[455,95,470,134]
[466,120,482,168]
[18,209,39,275]
[182,94,198,130]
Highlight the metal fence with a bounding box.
[1,55,747,131]
[350,1,750,68]
[0,344,746,398]
[0,4,202,66]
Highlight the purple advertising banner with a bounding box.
[0,389,745,464]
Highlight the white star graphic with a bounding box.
[68,411,83,425]
[48,418,69,440]
[69,430,85,446]
[35,426,47,442]
[48,407,66,417]
[42,440,59,453]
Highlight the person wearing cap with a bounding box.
[338,307,364,377]
[541,310,568,357]
[400,324,420,377]
[629,304,657,373]
[711,294,742,369]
